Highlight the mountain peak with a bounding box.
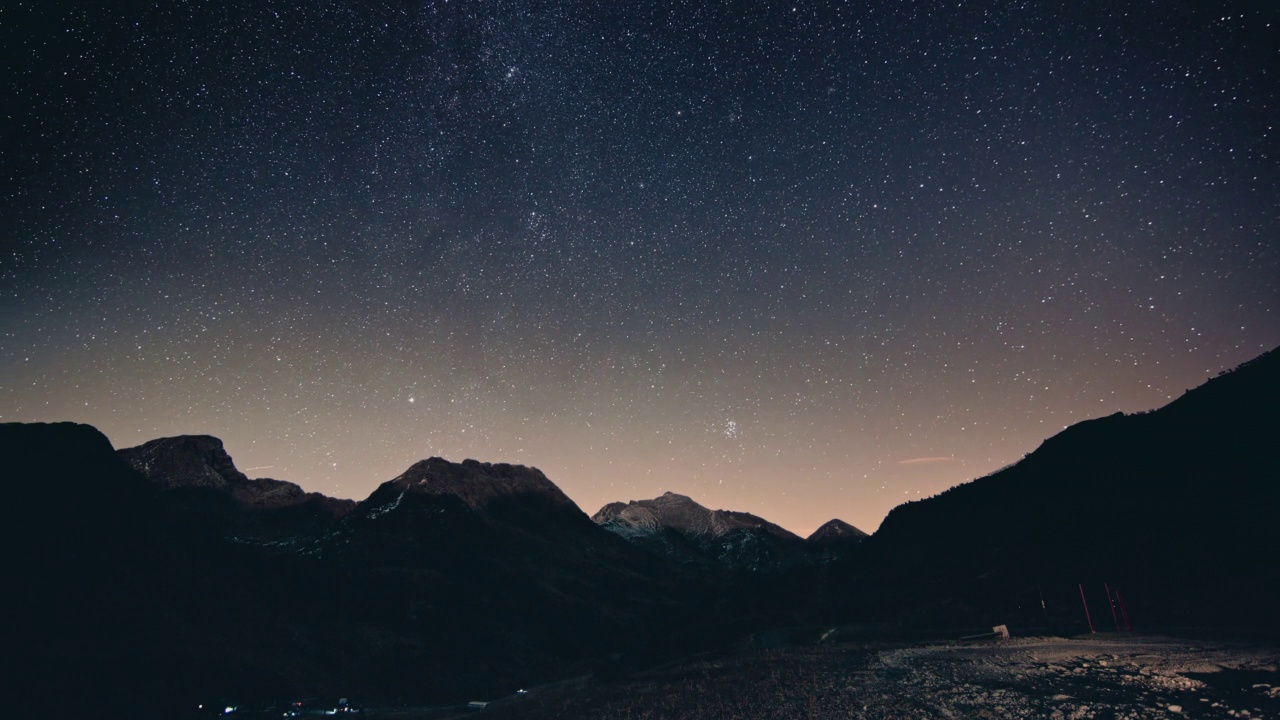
[807,518,868,545]
[387,456,577,510]
[118,435,354,515]
[591,491,808,571]
[118,435,247,490]
[592,492,800,541]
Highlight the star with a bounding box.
[4,0,1276,536]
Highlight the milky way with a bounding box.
[4,0,1277,534]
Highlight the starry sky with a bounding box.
[4,0,1278,535]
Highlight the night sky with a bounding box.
[4,0,1277,535]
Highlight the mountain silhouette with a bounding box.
[7,345,1278,716]
[807,518,868,546]
[593,491,809,571]
[7,430,685,716]
[119,435,354,543]
[852,347,1280,630]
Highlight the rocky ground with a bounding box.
[460,634,1280,719]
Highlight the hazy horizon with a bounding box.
[48,345,1264,538]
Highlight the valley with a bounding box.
[6,347,1278,718]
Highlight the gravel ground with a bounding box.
[868,636,1278,719]
[474,635,1280,719]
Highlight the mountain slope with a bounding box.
[858,347,1280,629]
[119,434,354,543]
[7,427,688,716]
[5,423,340,718]
[306,457,690,698]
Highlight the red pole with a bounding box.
[1105,582,1121,632]
[1116,589,1132,632]
[1079,584,1095,633]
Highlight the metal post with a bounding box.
[1079,583,1095,633]
[1105,582,1121,632]
[1116,589,1132,632]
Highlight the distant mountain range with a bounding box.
[807,518,869,545]
[592,491,857,571]
[7,345,1277,717]
[119,434,355,543]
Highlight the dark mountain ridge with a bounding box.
[8,345,1278,716]
[384,456,578,509]
[8,427,688,717]
[853,347,1280,630]
[119,434,355,543]
[120,434,356,513]
[7,423,333,718]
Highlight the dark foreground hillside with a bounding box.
[844,348,1280,631]
[5,424,689,718]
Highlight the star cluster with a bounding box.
[4,0,1277,534]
